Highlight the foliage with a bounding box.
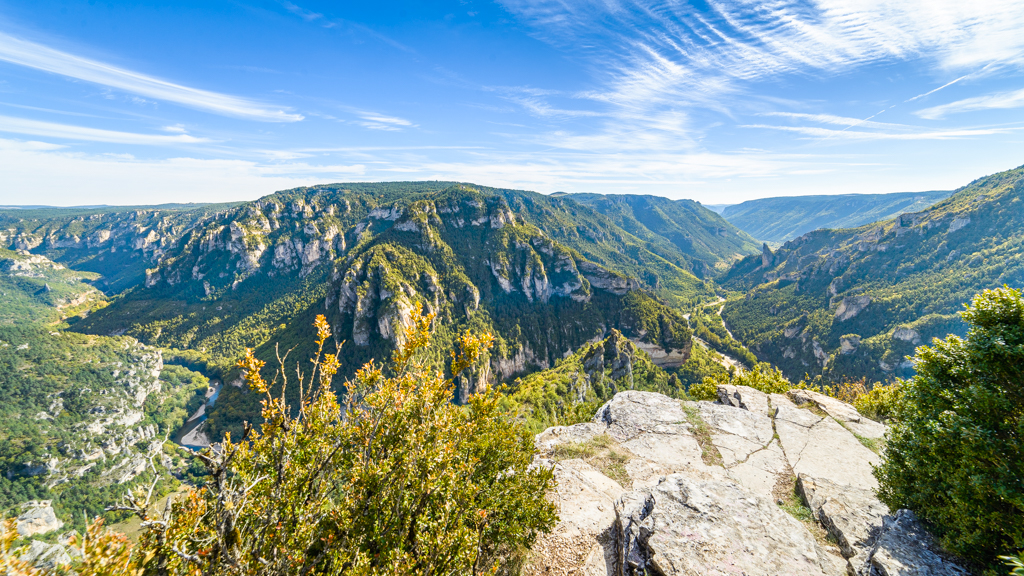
[875,287,1024,571]
[673,342,729,388]
[1,518,135,576]
[689,301,757,367]
[0,325,205,530]
[852,381,903,422]
[688,362,799,401]
[506,330,683,433]
[0,248,106,327]
[87,312,556,575]
[1001,554,1024,576]
[720,163,1024,383]
[567,193,759,276]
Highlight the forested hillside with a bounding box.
[0,203,235,294]
[563,193,759,275]
[0,246,208,533]
[721,190,951,243]
[719,164,1024,383]
[64,183,725,439]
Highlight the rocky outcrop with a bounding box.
[16,502,63,537]
[616,474,842,576]
[835,296,871,321]
[19,532,82,570]
[892,327,921,344]
[578,262,641,295]
[525,389,968,576]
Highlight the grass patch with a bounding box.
[548,434,632,487]
[773,474,835,548]
[681,402,724,467]
[853,433,883,454]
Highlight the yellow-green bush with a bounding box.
[853,381,903,421]
[689,362,800,400]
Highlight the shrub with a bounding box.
[688,362,798,400]
[852,381,903,421]
[39,309,556,575]
[875,286,1024,571]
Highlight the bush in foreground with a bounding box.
[876,286,1024,571]
[6,308,557,575]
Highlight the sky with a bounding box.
[1,0,1024,205]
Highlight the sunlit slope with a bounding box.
[719,165,1024,382]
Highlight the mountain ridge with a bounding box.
[721,190,953,244]
[719,164,1024,382]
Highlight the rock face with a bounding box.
[835,296,871,321]
[16,501,63,537]
[525,389,969,576]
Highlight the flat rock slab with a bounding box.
[594,391,690,442]
[799,474,888,570]
[698,401,774,447]
[788,389,887,440]
[727,439,789,501]
[616,473,844,576]
[773,395,880,491]
[698,400,787,500]
[621,432,704,483]
[523,459,623,576]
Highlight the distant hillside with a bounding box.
[0,246,206,534]
[721,190,952,243]
[719,164,1024,383]
[0,203,237,294]
[565,194,759,275]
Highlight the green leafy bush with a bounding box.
[875,286,1024,571]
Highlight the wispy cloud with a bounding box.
[743,123,1021,140]
[762,112,914,131]
[0,115,209,144]
[916,87,1024,119]
[356,112,416,131]
[0,32,303,122]
[281,1,324,23]
[495,0,1024,150]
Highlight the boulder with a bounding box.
[798,474,888,571]
[523,459,623,576]
[715,384,772,418]
[858,509,970,576]
[593,391,690,443]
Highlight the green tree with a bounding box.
[875,286,1024,570]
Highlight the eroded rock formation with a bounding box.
[525,388,968,576]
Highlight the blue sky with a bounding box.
[1,0,1024,205]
